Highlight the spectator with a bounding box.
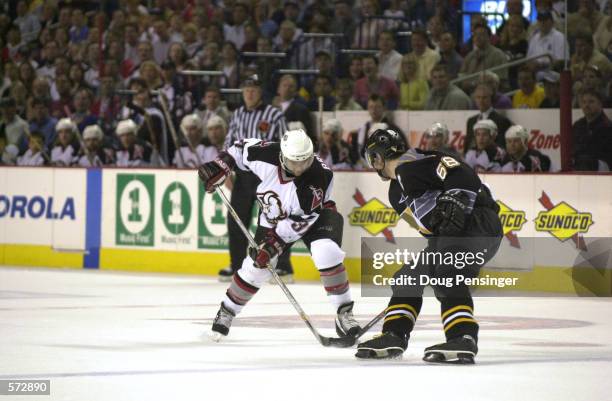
[4,25,25,63]
[501,125,551,172]
[459,24,509,93]
[423,122,462,160]
[69,9,89,44]
[14,0,41,41]
[513,66,546,109]
[18,61,36,94]
[115,119,152,167]
[408,29,440,83]
[465,84,514,152]
[71,88,98,132]
[168,42,189,71]
[464,119,506,172]
[573,88,612,171]
[437,31,463,80]
[477,71,513,110]
[139,61,163,91]
[17,131,46,166]
[353,0,385,49]
[29,98,57,149]
[318,118,354,169]
[173,114,219,168]
[274,20,300,68]
[351,94,406,166]
[377,31,402,81]
[427,16,445,51]
[353,54,399,109]
[276,75,314,142]
[425,64,471,110]
[218,41,241,89]
[570,32,612,81]
[69,63,90,94]
[573,65,608,106]
[94,76,122,136]
[348,56,365,82]
[498,14,528,87]
[124,23,141,65]
[152,19,172,65]
[527,10,570,71]
[307,75,336,111]
[224,3,250,50]
[567,0,603,38]
[335,78,363,111]
[331,0,356,48]
[10,80,29,118]
[539,70,562,108]
[398,54,429,110]
[37,40,60,80]
[594,13,612,54]
[197,86,232,140]
[51,75,73,119]
[300,50,335,99]
[137,41,156,67]
[182,23,202,59]
[50,118,80,166]
[77,125,115,167]
[497,0,531,34]
[0,98,28,148]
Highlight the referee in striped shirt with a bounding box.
[219,74,294,282]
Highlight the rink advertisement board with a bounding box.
[1,166,611,293]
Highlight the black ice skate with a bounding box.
[218,266,235,282]
[335,301,361,337]
[354,332,408,359]
[209,303,235,342]
[423,335,478,364]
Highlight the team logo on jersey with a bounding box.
[348,189,399,243]
[257,191,287,224]
[258,121,270,133]
[496,200,526,248]
[534,192,593,249]
[309,186,323,211]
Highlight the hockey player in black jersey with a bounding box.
[198,129,361,341]
[355,128,503,363]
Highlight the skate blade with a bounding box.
[355,347,404,360]
[207,330,226,342]
[423,351,475,364]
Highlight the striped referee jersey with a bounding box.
[224,103,288,148]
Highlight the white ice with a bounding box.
[1,267,611,401]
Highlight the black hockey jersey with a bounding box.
[227,138,334,243]
[388,149,484,236]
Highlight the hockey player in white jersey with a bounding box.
[76,125,115,167]
[198,129,361,340]
[464,119,505,173]
[51,118,80,166]
[173,114,223,167]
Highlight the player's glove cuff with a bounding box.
[248,230,286,269]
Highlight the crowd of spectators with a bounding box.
[0,0,610,171]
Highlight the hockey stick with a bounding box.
[213,186,356,348]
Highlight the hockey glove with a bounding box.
[248,230,286,269]
[198,152,235,193]
[430,191,470,236]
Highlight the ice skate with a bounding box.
[209,303,235,342]
[335,301,361,337]
[423,335,478,364]
[355,332,408,359]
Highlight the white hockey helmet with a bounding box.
[505,125,529,143]
[322,118,342,135]
[206,115,227,130]
[83,125,104,140]
[425,122,449,142]
[473,119,498,138]
[181,113,203,131]
[55,118,77,133]
[116,119,138,136]
[280,129,314,176]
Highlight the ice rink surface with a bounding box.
[1,267,611,401]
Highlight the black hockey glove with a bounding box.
[248,230,286,269]
[430,191,470,236]
[198,152,235,193]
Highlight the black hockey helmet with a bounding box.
[365,128,406,178]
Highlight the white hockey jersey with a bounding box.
[465,145,505,173]
[50,142,80,166]
[173,144,219,168]
[226,138,335,243]
[17,150,45,166]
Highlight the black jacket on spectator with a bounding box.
[464,110,513,153]
[284,98,316,146]
[572,111,612,171]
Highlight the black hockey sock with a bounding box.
[440,299,479,341]
[382,297,422,337]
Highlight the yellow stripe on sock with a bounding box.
[441,305,474,320]
[384,314,411,324]
[444,317,477,332]
[385,304,418,317]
